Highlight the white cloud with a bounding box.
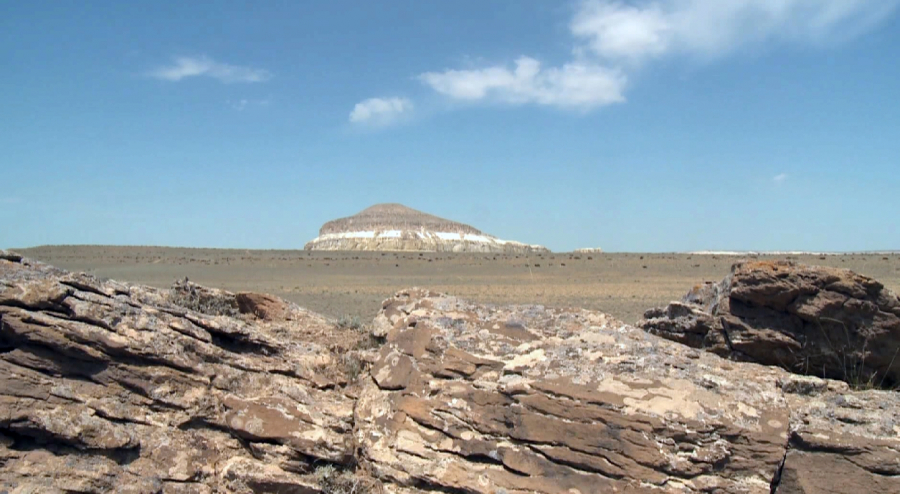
[571,2,672,62]
[149,56,272,83]
[419,57,627,109]
[416,0,898,112]
[349,97,413,126]
[773,173,789,184]
[229,98,271,111]
[571,0,900,63]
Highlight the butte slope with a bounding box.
[304,203,549,253]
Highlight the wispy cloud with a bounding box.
[349,97,414,126]
[773,173,789,185]
[416,0,898,112]
[419,57,626,110]
[571,0,900,64]
[148,56,272,83]
[228,98,271,111]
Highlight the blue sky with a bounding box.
[2,1,899,252]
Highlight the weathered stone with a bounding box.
[235,292,289,321]
[641,261,900,388]
[356,289,900,494]
[776,381,900,493]
[2,252,898,494]
[358,290,787,493]
[0,253,364,493]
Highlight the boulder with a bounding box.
[640,260,900,388]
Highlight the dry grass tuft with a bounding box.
[314,465,383,494]
[168,278,239,317]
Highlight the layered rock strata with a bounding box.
[640,260,900,388]
[364,289,900,494]
[1,251,898,493]
[304,203,549,253]
[0,251,370,493]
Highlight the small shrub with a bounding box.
[335,315,384,350]
[336,314,363,331]
[314,464,382,494]
[341,354,364,382]
[169,279,239,317]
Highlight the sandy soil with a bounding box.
[18,246,900,324]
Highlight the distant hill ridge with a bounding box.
[305,203,548,253]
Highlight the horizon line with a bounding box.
[8,244,900,256]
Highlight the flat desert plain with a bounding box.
[19,246,900,324]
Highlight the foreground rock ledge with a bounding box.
[1,251,898,493]
[365,289,900,494]
[0,252,365,493]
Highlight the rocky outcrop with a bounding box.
[363,289,900,494]
[2,251,898,494]
[573,247,603,254]
[0,251,372,493]
[773,374,900,493]
[304,203,549,253]
[640,260,900,388]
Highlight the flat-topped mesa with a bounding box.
[305,203,549,253]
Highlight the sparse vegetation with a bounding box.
[168,278,239,317]
[332,314,385,382]
[314,464,382,494]
[811,316,899,390]
[335,314,384,351]
[340,353,365,382]
[337,314,363,331]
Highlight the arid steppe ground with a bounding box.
[19,245,900,324]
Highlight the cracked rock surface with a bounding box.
[364,289,899,493]
[640,260,900,388]
[0,252,364,493]
[1,251,898,493]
